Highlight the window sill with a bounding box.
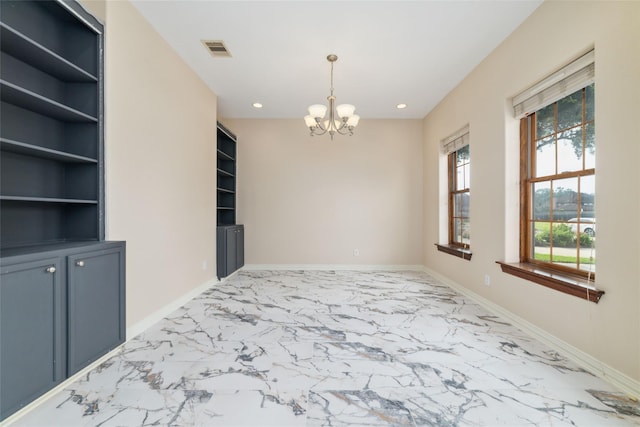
[435,244,472,261]
[496,261,604,303]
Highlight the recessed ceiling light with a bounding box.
[252,102,263,108]
[396,103,407,109]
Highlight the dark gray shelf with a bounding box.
[217,123,236,142]
[217,168,235,178]
[0,196,98,204]
[0,79,97,122]
[0,138,97,163]
[218,150,235,161]
[0,23,97,83]
[0,240,101,258]
[217,187,235,194]
[217,149,234,161]
[217,206,234,210]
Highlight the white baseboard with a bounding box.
[126,277,219,339]
[242,264,424,271]
[421,266,640,400]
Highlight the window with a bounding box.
[523,84,595,277]
[436,125,471,260]
[449,145,470,249]
[498,50,604,303]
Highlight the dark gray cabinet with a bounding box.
[217,225,244,279]
[67,246,126,375]
[0,242,125,420]
[0,257,64,420]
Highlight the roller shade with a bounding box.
[513,50,594,119]
[441,125,469,155]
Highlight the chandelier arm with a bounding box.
[335,125,351,135]
[336,118,350,132]
[311,126,328,136]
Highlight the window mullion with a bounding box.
[530,169,593,182]
[582,87,587,171]
[448,153,455,245]
[520,117,530,261]
[554,103,559,176]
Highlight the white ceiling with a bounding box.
[131,0,542,119]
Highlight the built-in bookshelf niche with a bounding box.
[216,123,237,226]
[0,0,104,251]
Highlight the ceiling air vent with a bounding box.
[202,40,231,58]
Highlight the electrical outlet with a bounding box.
[202,260,207,270]
[484,274,490,286]
[353,249,360,256]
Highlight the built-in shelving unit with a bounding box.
[216,123,244,279]
[217,123,237,226]
[0,0,103,250]
[0,2,125,421]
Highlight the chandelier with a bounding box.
[304,54,360,139]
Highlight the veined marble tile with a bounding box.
[307,389,415,426]
[194,389,307,426]
[309,387,639,427]
[11,270,640,426]
[17,388,308,427]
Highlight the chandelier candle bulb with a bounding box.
[304,54,359,139]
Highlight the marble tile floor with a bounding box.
[12,270,640,426]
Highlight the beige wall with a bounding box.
[82,0,218,327]
[423,1,640,382]
[224,119,423,266]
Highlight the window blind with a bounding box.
[441,124,469,155]
[512,50,594,119]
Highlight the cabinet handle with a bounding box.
[76,261,85,267]
[46,266,56,274]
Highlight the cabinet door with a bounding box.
[235,226,244,270]
[0,258,64,420]
[216,227,226,278]
[225,226,238,276]
[217,225,243,279]
[67,247,125,375]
